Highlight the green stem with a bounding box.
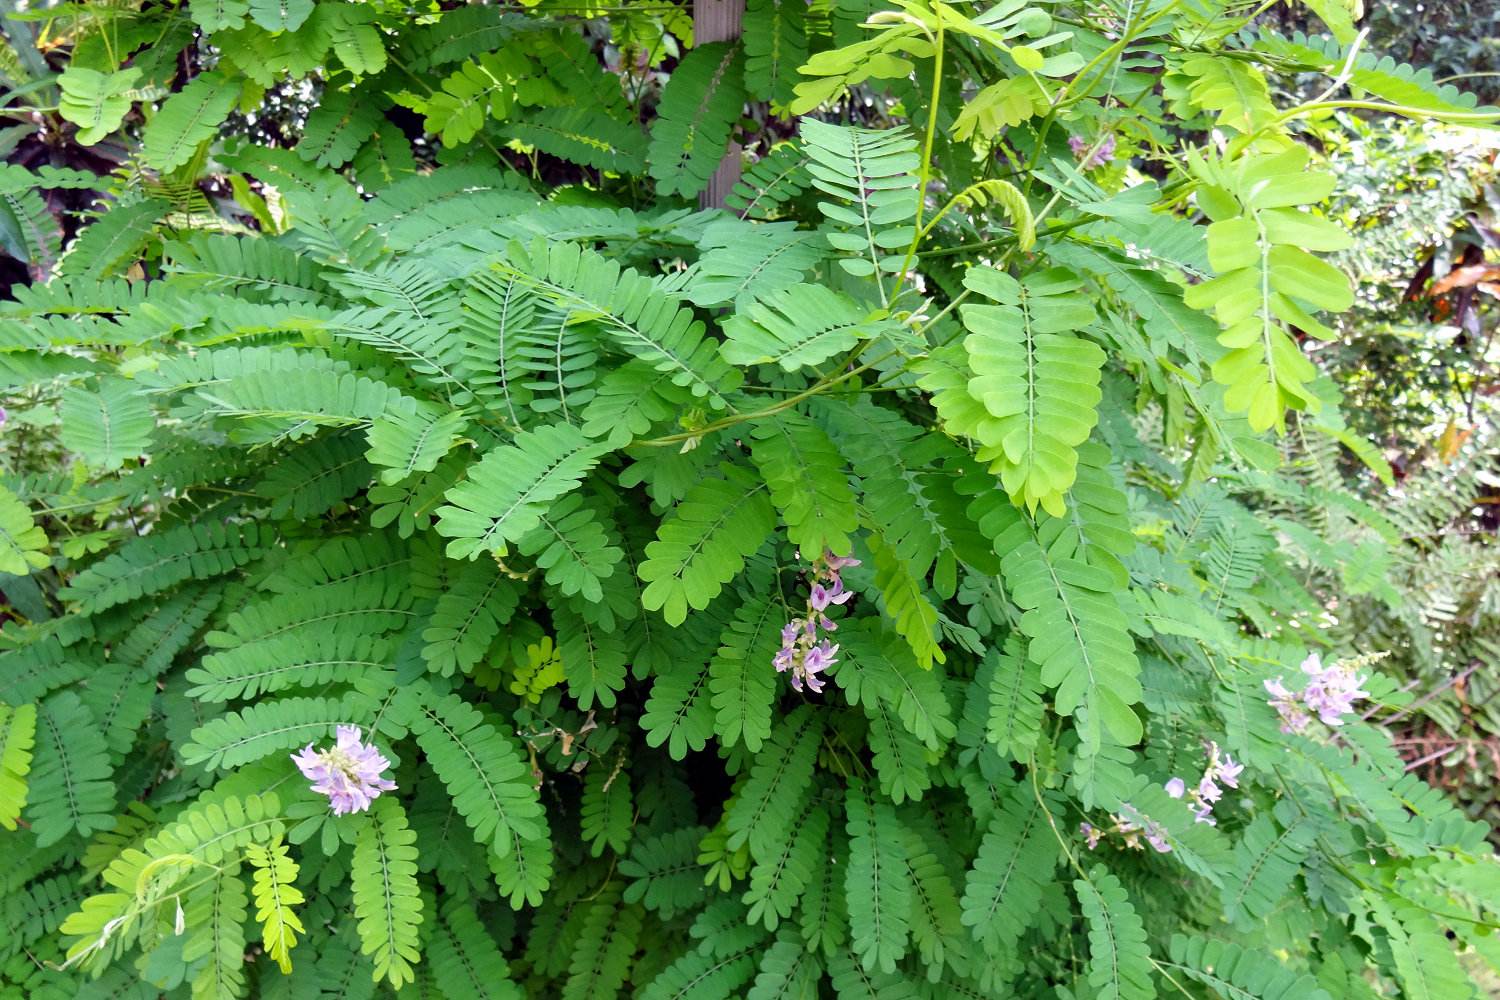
[892,15,946,294]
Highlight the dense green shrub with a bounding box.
[2,2,1500,998]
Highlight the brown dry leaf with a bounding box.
[1429,264,1500,296]
[1438,418,1472,462]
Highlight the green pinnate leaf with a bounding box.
[142,73,240,173]
[0,486,49,576]
[638,467,776,626]
[58,67,139,145]
[351,796,424,987]
[436,422,607,559]
[843,778,912,974]
[959,266,1105,516]
[1076,867,1155,1000]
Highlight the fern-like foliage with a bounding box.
[351,796,423,987]
[1184,145,1353,432]
[181,864,248,1000]
[421,563,520,676]
[687,220,825,309]
[436,422,606,559]
[726,706,823,862]
[1165,935,1333,1000]
[743,0,808,104]
[489,239,739,409]
[142,73,239,173]
[1076,866,1155,1000]
[648,43,746,199]
[247,835,304,973]
[28,692,115,847]
[955,266,1105,515]
[181,693,375,769]
[750,412,860,558]
[0,486,48,576]
[638,467,775,626]
[959,780,1061,958]
[725,143,811,219]
[620,825,707,918]
[843,779,911,973]
[723,284,893,372]
[396,683,545,857]
[1220,803,1316,927]
[0,702,36,830]
[800,119,918,279]
[5,6,1499,1000]
[707,584,781,752]
[430,903,525,999]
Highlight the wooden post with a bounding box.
[693,0,745,209]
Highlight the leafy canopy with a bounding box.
[2,1,1499,999]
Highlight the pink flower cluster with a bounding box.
[291,725,397,815]
[1081,810,1172,854]
[1069,133,1116,169]
[1164,740,1243,826]
[1264,652,1370,735]
[773,550,859,695]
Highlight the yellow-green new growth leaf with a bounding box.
[59,67,140,145]
[1180,56,1276,133]
[352,797,424,987]
[0,702,37,830]
[247,837,304,974]
[952,76,1048,141]
[867,534,944,670]
[959,266,1105,516]
[1185,145,1354,432]
[933,178,1035,250]
[0,485,49,576]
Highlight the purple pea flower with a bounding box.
[291,725,397,816]
[1164,777,1186,799]
[1264,676,1312,734]
[1265,653,1369,733]
[1215,752,1244,790]
[771,550,861,697]
[1069,133,1116,169]
[797,641,838,694]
